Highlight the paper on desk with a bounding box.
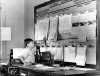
[35,64,55,70]
[75,46,87,66]
[48,16,58,40]
[34,64,44,67]
[59,14,72,33]
[35,18,49,40]
[58,66,74,70]
[39,66,54,69]
[0,62,8,65]
[74,67,96,71]
[64,46,76,63]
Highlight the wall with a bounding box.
[0,0,50,62]
[24,0,34,39]
[0,0,24,62]
[24,0,50,39]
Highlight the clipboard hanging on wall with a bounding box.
[35,18,49,41]
[48,15,58,41]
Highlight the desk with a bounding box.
[14,64,99,76]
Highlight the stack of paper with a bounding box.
[64,46,76,63]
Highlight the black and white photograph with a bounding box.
[0,0,99,76]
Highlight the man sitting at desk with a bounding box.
[19,38,36,66]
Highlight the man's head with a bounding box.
[24,38,35,48]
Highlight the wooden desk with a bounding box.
[14,65,99,76]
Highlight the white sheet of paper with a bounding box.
[72,13,81,23]
[48,16,58,40]
[78,26,87,42]
[86,22,96,40]
[59,14,72,33]
[72,11,96,23]
[84,11,96,21]
[75,46,87,66]
[47,47,56,56]
[35,18,49,40]
[35,23,44,40]
[71,27,80,37]
[71,25,87,42]
[86,46,96,65]
[64,46,76,63]
[13,48,28,59]
[54,47,63,60]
